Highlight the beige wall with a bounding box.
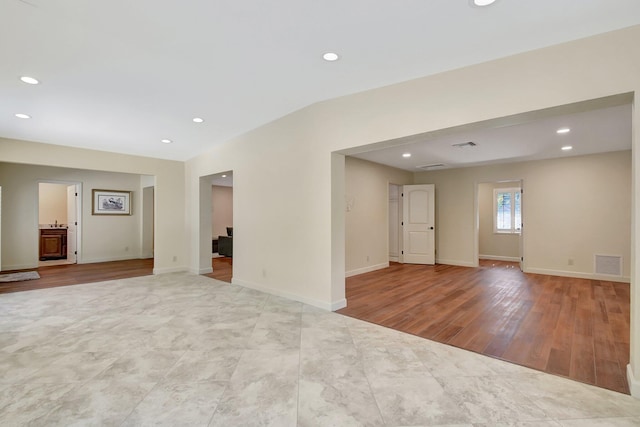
[0,162,152,269]
[415,151,631,280]
[39,182,68,226]
[345,157,413,275]
[478,182,521,261]
[2,25,639,394]
[0,139,185,273]
[212,185,233,239]
[186,25,640,394]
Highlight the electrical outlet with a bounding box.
[172,255,177,262]
[568,258,574,266]
[366,255,370,262]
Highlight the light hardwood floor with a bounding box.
[338,260,631,394]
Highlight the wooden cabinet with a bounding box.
[40,229,67,260]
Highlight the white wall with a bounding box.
[185,25,640,394]
[212,185,233,239]
[39,182,68,226]
[345,157,413,276]
[478,182,520,261]
[0,139,186,274]
[415,151,631,280]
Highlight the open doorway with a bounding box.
[476,180,523,269]
[38,181,81,267]
[207,171,233,283]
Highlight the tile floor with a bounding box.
[0,272,639,426]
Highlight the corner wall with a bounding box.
[185,25,640,395]
[345,157,413,276]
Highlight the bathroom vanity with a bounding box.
[39,227,68,260]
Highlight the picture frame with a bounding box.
[92,189,132,215]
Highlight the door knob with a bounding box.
[429,226,434,230]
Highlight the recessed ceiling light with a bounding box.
[561,145,573,151]
[20,76,39,85]
[221,174,227,178]
[473,0,496,5]
[161,139,172,144]
[15,113,31,119]
[557,128,571,134]
[322,52,340,62]
[402,153,412,158]
[192,117,204,123]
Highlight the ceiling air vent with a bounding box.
[416,163,447,170]
[452,141,477,148]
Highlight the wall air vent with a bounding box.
[416,163,447,170]
[594,254,622,276]
[452,141,477,148]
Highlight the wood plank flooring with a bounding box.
[0,256,232,295]
[338,260,631,394]
[2,256,628,393]
[204,257,233,283]
[0,259,154,294]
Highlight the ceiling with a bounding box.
[352,102,632,171]
[2,0,640,162]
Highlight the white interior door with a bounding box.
[402,184,435,264]
[66,185,78,263]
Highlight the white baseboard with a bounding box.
[479,255,520,262]
[193,267,213,274]
[628,364,640,398]
[1,263,38,271]
[345,262,389,278]
[153,266,188,274]
[525,267,630,283]
[436,258,477,267]
[79,255,140,264]
[389,256,399,262]
[232,277,344,311]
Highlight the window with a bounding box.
[494,187,521,234]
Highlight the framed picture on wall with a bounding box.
[92,189,132,215]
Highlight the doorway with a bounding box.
[38,181,81,267]
[476,180,523,269]
[200,171,233,283]
[388,184,401,262]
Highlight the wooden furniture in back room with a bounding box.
[40,228,67,260]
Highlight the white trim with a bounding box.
[525,267,630,283]
[436,258,476,267]
[153,266,188,274]
[232,277,345,311]
[389,256,399,262]
[1,263,38,271]
[79,255,141,264]
[345,262,389,278]
[628,364,640,398]
[479,255,521,262]
[194,267,213,274]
